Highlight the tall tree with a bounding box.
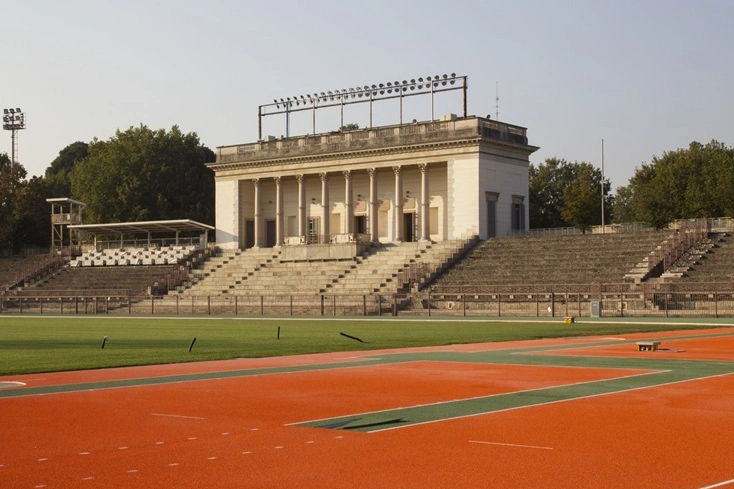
[529,158,612,229]
[45,141,89,198]
[626,140,734,227]
[612,185,635,224]
[70,125,215,224]
[561,163,601,233]
[0,155,51,253]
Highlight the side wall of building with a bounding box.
[215,179,239,249]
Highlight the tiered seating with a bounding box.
[1,255,65,290]
[665,233,734,287]
[431,232,670,290]
[11,265,181,297]
[324,240,468,295]
[70,245,197,267]
[179,240,471,296]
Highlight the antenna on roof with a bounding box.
[495,81,500,121]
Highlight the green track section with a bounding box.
[2,331,733,433]
[295,332,734,433]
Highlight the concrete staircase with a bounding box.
[177,240,471,297]
[180,247,281,296]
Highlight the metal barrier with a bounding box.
[3,285,734,318]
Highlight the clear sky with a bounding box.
[2,0,733,191]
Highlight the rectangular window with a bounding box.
[486,192,499,238]
[511,195,525,232]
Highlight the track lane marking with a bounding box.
[151,413,204,420]
[469,440,553,450]
[699,479,734,489]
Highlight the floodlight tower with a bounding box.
[2,108,26,176]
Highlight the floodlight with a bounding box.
[8,108,14,114]
[15,108,20,112]
[2,109,7,114]
[260,72,467,139]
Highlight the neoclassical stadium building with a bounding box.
[208,76,538,251]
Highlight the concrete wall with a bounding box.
[215,179,239,249]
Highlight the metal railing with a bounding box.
[4,282,734,318]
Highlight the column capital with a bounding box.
[418,163,428,173]
[392,166,402,176]
[319,172,329,182]
[367,168,377,178]
[343,169,352,179]
[273,176,282,185]
[295,174,305,184]
[253,178,260,188]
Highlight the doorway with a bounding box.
[245,220,255,248]
[404,212,415,242]
[266,220,276,247]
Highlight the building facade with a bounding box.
[208,115,538,250]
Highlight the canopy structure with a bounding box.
[69,219,214,249]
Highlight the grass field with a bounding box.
[0,315,730,375]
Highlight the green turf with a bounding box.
[0,316,727,375]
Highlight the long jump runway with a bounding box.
[1,328,733,488]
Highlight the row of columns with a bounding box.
[250,165,430,247]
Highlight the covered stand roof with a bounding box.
[69,219,214,236]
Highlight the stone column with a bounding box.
[253,178,261,248]
[320,172,330,242]
[393,166,404,242]
[419,163,430,241]
[343,170,353,236]
[274,176,283,247]
[368,168,378,242]
[296,174,306,243]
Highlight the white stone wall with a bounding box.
[215,179,239,249]
[448,157,480,239]
[477,154,529,237]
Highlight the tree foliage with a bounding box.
[45,141,89,198]
[0,154,52,253]
[529,158,612,230]
[625,140,734,228]
[612,185,634,224]
[70,125,215,224]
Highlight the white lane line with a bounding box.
[470,440,553,450]
[127,469,139,473]
[82,476,94,481]
[187,437,197,441]
[698,479,734,489]
[37,458,48,462]
[118,446,128,450]
[155,441,165,445]
[151,413,205,420]
[0,381,26,389]
[242,451,252,455]
[168,463,179,467]
[79,452,90,456]
[207,456,217,460]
